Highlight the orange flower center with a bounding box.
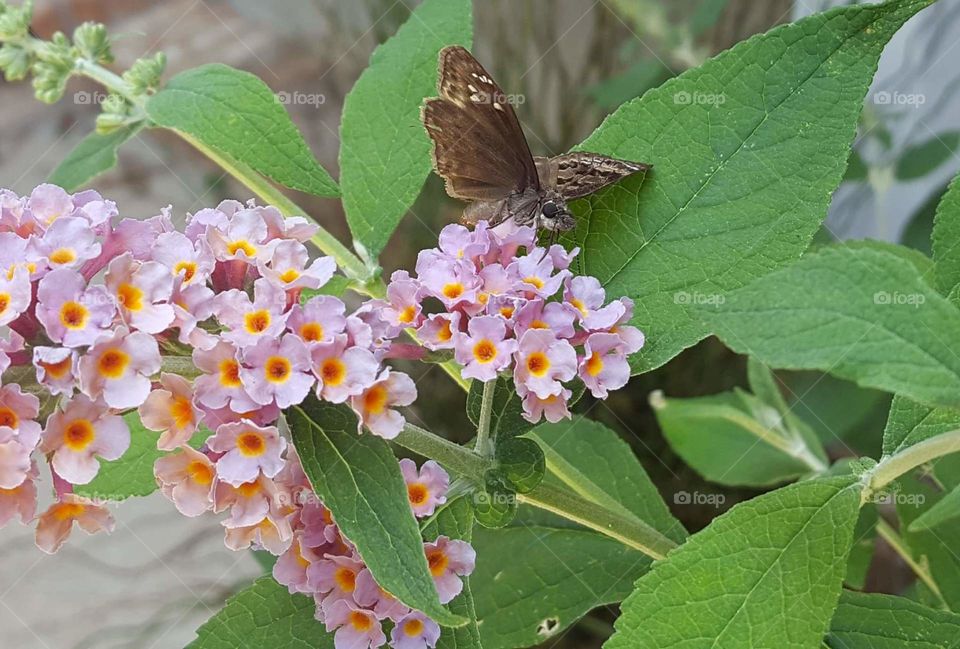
[174,261,197,283]
[219,359,242,387]
[237,432,266,457]
[334,567,357,593]
[299,323,323,342]
[427,549,449,577]
[279,268,300,283]
[526,352,550,377]
[244,309,271,334]
[265,356,292,383]
[585,352,604,377]
[442,283,464,300]
[498,306,515,319]
[407,482,429,506]
[320,358,346,386]
[403,619,425,637]
[0,407,18,429]
[472,339,497,364]
[227,240,256,257]
[236,480,261,497]
[349,611,372,631]
[53,502,86,521]
[98,348,129,379]
[0,293,9,315]
[363,385,389,415]
[187,460,214,485]
[49,247,76,265]
[529,320,549,330]
[64,419,95,451]
[523,276,544,290]
[569,297,588,317]
[40,355,72,379]
[117,283,144,311]
[398,305,416,324]
[170,396,195,430]
[436,320,453,342]
[59,301,89,329]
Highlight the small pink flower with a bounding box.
[391,612,441,649]
[453,315,516,382]
[223,510,293,555]
[36,268,116,347]
[33,346,78,395]
[312,336,379,404]
[510,247,570,298]
[171,281,218,350]
[214,278,289,348]
[27,184,75,226]
[79,327,161,409]
[42,394,130,485]
[287,295,347,346]
[564,276,627,331]
[579,332,632,398]
[519,384,572,424]
[0,463,37,528]
[299,501,340,548]
[399,459,448,518]
[154,445,216,517]
[37,216,101,269]
[207,207,275,263]
[258,240,336,291]
[308,553,364,600]
[139,373,200,450]
[323,599,386,649]
[514,329,577,399]
[353,568,410,621]
[240,335,315,409]
[381,271,424,331]
[0,383,41,448]
[105,253,175,334]
[0,438,33,489]
[438,222,490,262]
[416,312,460,351]
[193,340,259,413]
[513,298,577,339]
[418,257,480,309]
[208,420,286,486]
[273,533,321,594]
[424,536,476,604]
[350,370,417,439]
[0,265,30,326]
[152,231,215,287]
[213,473,286,528]
[35,493,114,554]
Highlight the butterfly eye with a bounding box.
[542,201,560,218]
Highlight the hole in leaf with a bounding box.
[537,617,560,637]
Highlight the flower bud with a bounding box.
[0,0,33,40]
[73,21,112,64]
[123,52,166,94]
[0,42,30,80]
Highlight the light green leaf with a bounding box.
[651,389,825,487]
[883,395,960,457]
[910,482,960,531]
[47,124,141,191]
[845,506,877,590]
[567,0,932,373]
[606,477,862,649]
[471,518,651,649]
[932,170,960,300]
[300,275,353,301]
[825,590,960,648]
[187,576,333,649]
[703,245,960,410]
[339,0,472,258]
[528,416,686,544]
[75,413,208,501]
[146,63,338,198]
[422,499,482,649]
[896,132,960,180]
[288,397,462,626]
[494,437,544,494]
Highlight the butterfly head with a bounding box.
[539,195,575,232]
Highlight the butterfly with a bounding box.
[422,46,650,232]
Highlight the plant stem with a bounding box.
[393,421,678,561]
[474,379,495,455]
[867,429,960,498]
[518,483,677,560]
[875,518,947,608]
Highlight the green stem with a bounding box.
[876,518,946,608]
[518,483,677,560]
[474,379,495,455]
[866,429,960,499]
[393,421,677,561]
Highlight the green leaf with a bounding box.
[529,416,686,543]
[466,375,585,442]
[471,516,652,649]
[932,170,960,300]
[607,476,862,649]
[825,590,960,648]
[75,413,208,501]
[474,469,517,528]
[187,576,333,649]
[567,0,932,374]
[339,0,472,258]
[883,395,960,457]
[494,437,544,494]
[845,506,877,590]
[703,245,960,410]
[300,275,353,301]
[47,124,141,191]
[651,389,825,487]
[896,132,960,180]
[901,181,948,256]
[288,397,463,626]
[422,499,482,649]
[146,64,338,198]
[910,482,960,531]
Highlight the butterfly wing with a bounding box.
[536,153,650,201]
[423,46,540,206]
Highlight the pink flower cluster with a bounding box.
[0,185,420,553]
[376,222,644,422]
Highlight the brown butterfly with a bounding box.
[423,46,650,232]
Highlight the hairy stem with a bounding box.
[866,429,960,499]
[474,379,496,455]
[875,518,947,608]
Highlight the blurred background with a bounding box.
[2,0,960,647]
